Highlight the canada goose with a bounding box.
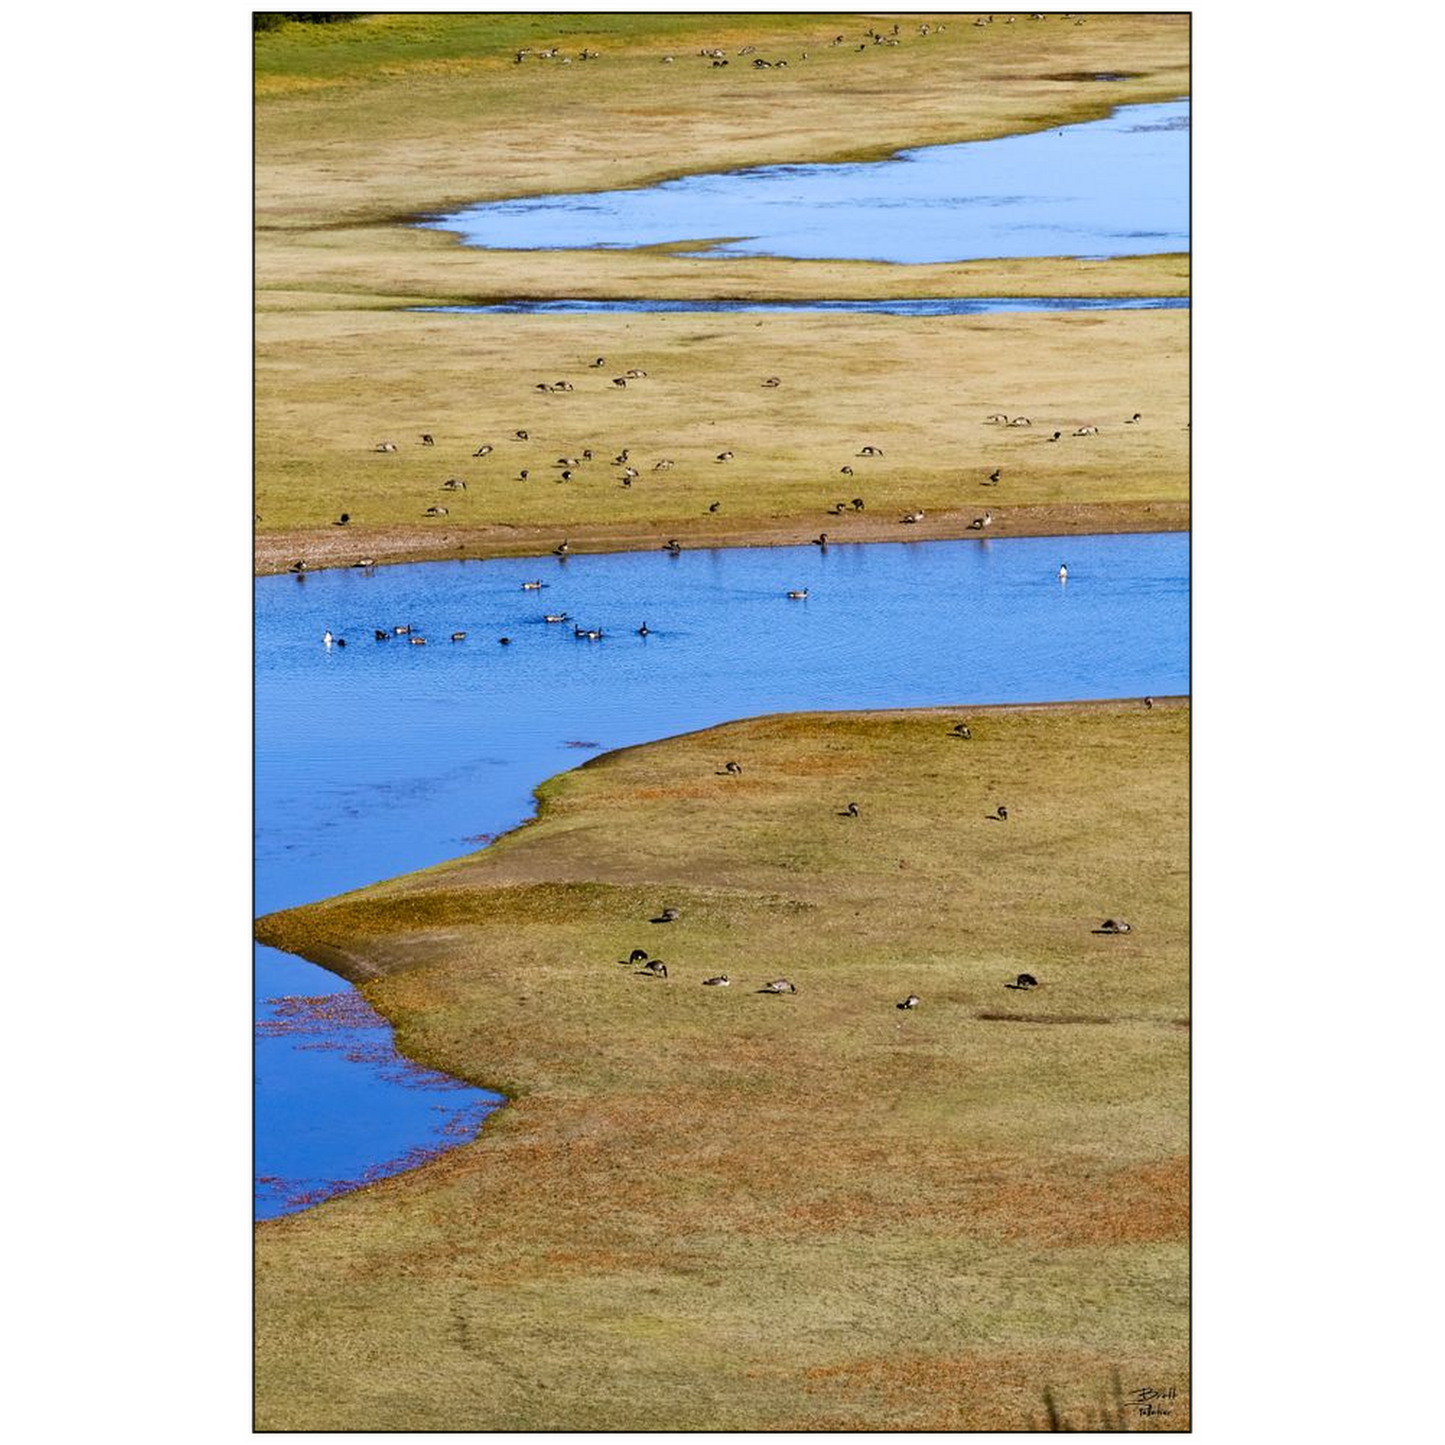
[762,376,781,387]
[950,722,972,739]
[409,636,427,646]
[425,505,448,517]
[663,539,681,554]
[612,377,627,387]
[441,478,466,491]
[335,638,347,647]
[1127,413,1142,424]
[1058,564,1068,581]
[553,381,574,392]
[554,539,570,555]
[1073,426,1099,437]
[828,502,847,516]
[708,502,721,513]
[1008,417,1032,427]
[582,450,594,460]
[334,513,350,526]
[614,450,631,464]
[584,631,601,641]
[574,626,588,637]
[716,450,734,462]
[355,558,376,569]
[521,580,546,590]
[622,466,639,480]
[519,470,530,480]
[839,802,860,818]
[1096,919,1132,934]
[514,430,529,440]
[851,498,865,512]
[897,995,920,1010]
[638,959,668,978]
[393,624,412,635]
[760,979,797,994]
[559,470,574,482]
[968,516,986,531]
[1048,431,1062,442]
[987,469,1001,485]
[1144,696,1154,710]
[900,510,924,524]
[374,441,398,452]
[374,629,389,641]
[322,630,333,646]
[637,622,650,636]
[840,465,854,477]
[627,949,649,964]
[858,446,883,457]
[625,369,647,379]
[812,533,828,547]
[989,805,1008,822]
[654,459,674,470]
[986,413,1008,424]
[451,632,467,642]
[421,434,435,446]
[651,907,680,923]
[591,357,606,367]
[620,476,632,488]
[1010,974,1039,989]
[544,613,569,624]
[536,383,554,393]
[702,975,730,987]
[723,761,743,775]
[499,637,512,645]
[786,589,809,599]
[473,444,493,457]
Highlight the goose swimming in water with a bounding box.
[544,613,569,624]
[812,533,829,547]
[521,580,546,590]
[786,589,809,599]
[393,624,411,636]
[374,629,389,641]
[323,630,333,647]
[450,632,467,642]
[409,636,427,646]
[637,622,650,636]
[664,540,681,555]
[1058,564,1068,581]
[554,540,570,555]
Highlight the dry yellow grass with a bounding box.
[255,700,1189,1431]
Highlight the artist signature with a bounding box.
[1126,1385,1178,1418]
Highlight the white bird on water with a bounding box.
[1058,564,1068,582]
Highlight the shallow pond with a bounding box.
[425,99,1188,264]
[416,297,1189,317]
[256,533,1188,1217]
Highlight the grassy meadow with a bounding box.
[254,11,1190,570]
[255,700,1189,1431]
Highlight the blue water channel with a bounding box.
[416,297,1189,317]
[425,99,1188,263]
[256,534,1189,1217]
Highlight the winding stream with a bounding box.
[256,534,1189,1217]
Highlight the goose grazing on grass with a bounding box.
[473,444,493,456]
[762,376,781,387]
[441,478,466,491]
[840,465,854,477]
[1048,431,1062,442]
[519,469,530,480]
[708,501,721,513]
[1073,425,1098,437]
[651,907,680,924]
[900,510,925,524]
[334,512,351,526]
[722,761,743,775]
[787,589,809,599]
[986,468,1001,485]
[950,722,972,739]
[654,458,674,471]
[702,975,731,987]
[759,979,797,994]
[591,356,606,367]
[421,434,435,446]
[852,497,865,512]
[1008,974,1039,990]
[425,505,448,517]
[1127,413,1142,424]
[857,445,883,457]
[897,995,920,1010]
[374,441,398,453]
[612,377,627,388]
[839,802,860,818]
[988,805,1008,822]
[1095,919,1132,935]
[1008,416,1032,427]
[1144,696,1154,710]
[638,959,668,978]
[625,368,648,379]
[716,450,734,462]
[626,949,649,964]
[614,450,630,464]
[986,413,1008,424]
[514,430,529,440]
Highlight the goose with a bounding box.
[421,434,435,446]
[950,722,972,739]
[786,589,809,599]
[424,505,448,517]
[519,470,530,480]
[1048,431,1062,442]
[968,514,987,530]
[622,466,639,480]
[620,476,632,488]
[839,802,860,818]
[627,949,649,964]
[702,975,731,987]
[1011,973,1039,989]
[637,622,651,636]
[451,632,467,642]
[708,501,721,513]
[514,430,529,440]
[812,533,829,547]
[851,498,865,512]
[499,637,512,645]
[583,450,594,461]
[986,413,1008,424]
[409,636,427,646]
[857,446,883,457]
[473,444,493,457]
[574,625,588,637]
[897,995,920,1010]
[557,457,579,467]
[840,465,854,477]
[652,907,680,923]
[335,638,347,647]
[762,376,781,387]
[653,458,674,470]
[989,805,1008,822]
[612,377,627,388]
[986,468,1001,485]
[1126,413,1142,424]
[553,381,574,392]
[544,613,569,624]
[591,357,606,367]
[374,441,398,452]
[585,630,601,641]
[716,450,734,462]
[638,959,668,978]
[900,510,925,524]
[1073,426,1099,437]
[559,470,574,482]
[393,624,412,635]
[553,539,570,555]
[322,630,334,646]
[625,369,648,379]
[441,478,466,490]
[334,513,350,526]
[521,580,546,590]
[760,979,797,994]
[723,761,743,775]
[1097,919,1132,934]
[1144,696,1154,710]
[614,450,631,464]
[374,629,389,641]
[663,539,681,554]
[1058,564,1068,581]
[1008,416,1032,427]
[536,383,554,393]
[828,502,847,516]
